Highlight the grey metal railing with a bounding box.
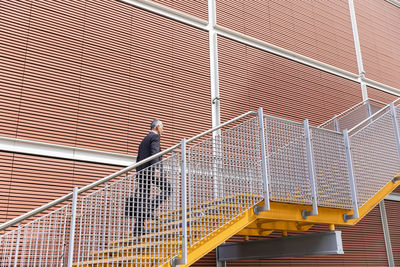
[2,98,400,266]
[319,98,387,132]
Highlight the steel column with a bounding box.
[172,139,188,266]
[208,0,220,129]
[348,0,368,100]
[379,201,395,267]
[254,107,270,214]
[67,187,78,267]
[343,130,359,221]
[390,102,400,159]
[302,119,318,219]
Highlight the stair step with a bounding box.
[157,193,257,218]
[144,214,223,231]
[73,254,171,267]
[93,240,182,259]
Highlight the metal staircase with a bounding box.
[1,98,400,267]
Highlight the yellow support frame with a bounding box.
[166,177,400,266]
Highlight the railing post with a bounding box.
[333,114,339,132]
[67,187,78,267]
[102,182,108,250]
[254,107,270,214]
[343,130,359,222]
[13,223,21,267]
[366,99,372,117]
[390,102,400,160]
[172,139,188,266]
[171,151,176,210]
[302,119,318,219]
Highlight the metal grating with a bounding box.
[350,110,400,207]
[310,127,352,209]
[264,116,312,205]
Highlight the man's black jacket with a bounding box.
[136,131,161,172]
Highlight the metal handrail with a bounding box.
[0,111,256,231]
[348,98,400,135]
[318,98,388,128]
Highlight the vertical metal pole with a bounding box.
[390,102,400,160]
[102,182,108,250]
[348,0,368,100]
[208,0,220,129]
[171,151,176,210]
[13,223,21,267]
[333,114,340,132]
[302,120,318,219]
[172,139,187,266]
[67,187,78,267]
[254,107,270,214]
[208,0,221,200]
[366,99,372,117]
[379,201,395,267]
[212,134,220,199]
[343,130,359,221]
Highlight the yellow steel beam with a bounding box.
[239,220,313,236]
[164,207,258,267]
[256,176,400,226]
[351,179,400,224]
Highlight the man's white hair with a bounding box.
[150,119,162,130]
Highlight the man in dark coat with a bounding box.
[125,119,171,235]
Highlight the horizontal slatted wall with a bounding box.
[367,87,399,104]
[0,152,121,234]
[0,0,210,233]
[193,205,388,266]
[152,0,208,20]
[0,0,211,155]
[385,200,400,265]
[218,36,362,125]
[216,0,358,73]
[355,0,400,89]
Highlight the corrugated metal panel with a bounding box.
[385,200,400,265]
[355,0,400,89]
[193,206,388,266]
[218,36,363,125]
[0,0,211,155]
[216,0,358,74]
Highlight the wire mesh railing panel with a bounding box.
[0,204,72,267]
[350,110,400,207]
[187,117,263,247]
[265,116,312,205]
[310,127,352,209]
[74,153,182,267]
[320,99,387,132]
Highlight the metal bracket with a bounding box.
[212,97,220,104]
[392,176,400,183]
